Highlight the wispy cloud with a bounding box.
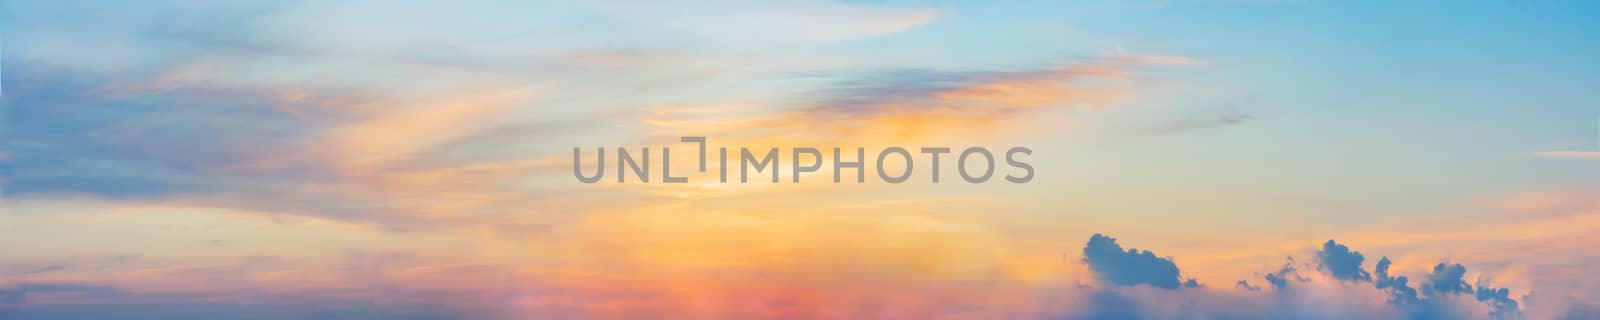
[1142,112,1253,135]
[1530,150,1600,159]
[635,53,1204,149]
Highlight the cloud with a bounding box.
[1060,235,1543,319]
[1426,263,1474,295]
[1477,281,1524,320]
[0,227,1562,319]
[1261,260,1302,291]
[1082,234,1187,290]
[1076,235,1543,320]
[591,1,939,44]
[1236,280,1262,292]
[1292,189,1600,318]
[0,47,584,233]
[1374,257,1530,319]
[637,53,1202,147]
[1529,150,1600,159]
[1316,239,1373,282]
[803,53,1196,115]
[3,2,1594,319]
[318,85,539,173]
[1375,256,1421,305]
[1,283,128,303]
[1377,262,1519,320]
[0,0,965,237]
[1143,112,1253,136]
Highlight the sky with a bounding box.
[2,1,1599,319]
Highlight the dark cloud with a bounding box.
[1262,259,1304,291]
[1475,283,1523,320]
[1316,240,1373,282]
[1142,112,1253,136]
[1232,243,1527,320]
[1070,234,1543,319]
[1426,263,1473,295]
[1376,261,1528,320]
[1081,234,1186,290]
[1071,235,1539,319]
[1236,280,1261,292]
[1375,257,1529,320]
[795,54,1185,123]
[802,68,991,114]
[11,264,68,275]
[1375,257,1420,305]
[1264,272,1289,290]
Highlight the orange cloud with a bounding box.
[634,54,1198,149]
[321,86,539,174]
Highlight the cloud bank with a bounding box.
[1070,236,1560,320]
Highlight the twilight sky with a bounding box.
[2,1,1599,319]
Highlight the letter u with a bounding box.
[574,147,605,183]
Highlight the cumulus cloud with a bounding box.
[1365,260,1527,320]
[1375,256,1421,305]
[1081,234,1186,290]
[1426,263,1474,295]
[1316,239,1373,282]
[1476,281,1524,320]
[1072,234,1533,320]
